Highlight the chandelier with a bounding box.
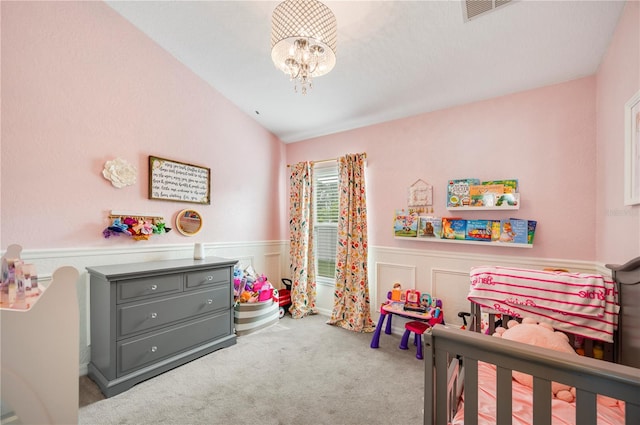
[271,0,337,94]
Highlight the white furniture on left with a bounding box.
[1,244,79,425]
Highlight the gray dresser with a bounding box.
[87,257,237,397]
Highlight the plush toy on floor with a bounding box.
[492,317,577,402]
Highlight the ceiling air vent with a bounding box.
[463,0,512,22]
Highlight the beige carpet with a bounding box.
[79,313,424,425]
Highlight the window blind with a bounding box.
[313,163,339,281]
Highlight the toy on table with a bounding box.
[420,293,431,309]
[403,289,426,313]
[387,282,406,302]
[432,299,441,318]
[384,286,445,324]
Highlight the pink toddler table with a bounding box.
[370,302,444,348]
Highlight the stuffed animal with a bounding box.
[492,318,623,408]
[492,317,577,402]
[239,291,252,303]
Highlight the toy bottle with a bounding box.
[14,262,26,307]
[573,335,585,356]
[1,257,15,303]
[8,279,16,306]
[27,264,40,296]
[3,258,22,306]
[593,343,604,360]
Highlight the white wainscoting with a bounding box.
[374,262,417,309]
[430,268,470,327]
[367,244,600,337]
[12,241,289,376]
[264,251,283,288]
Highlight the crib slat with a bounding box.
[575,388,597,425]
[434,349,449,425]
[471,302,482,332]
[463,357,478,425]
[532,377,551,425]
[627,401,640,423]
[496,366,513,425]
[423,335,434,425]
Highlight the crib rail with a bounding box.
[424,324,640,425]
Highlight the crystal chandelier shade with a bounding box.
[271,0,337,94]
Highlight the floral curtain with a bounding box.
[288,161,318,318]
[327,153,374,332]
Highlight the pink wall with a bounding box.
[596,0,640,265]
[3,1,635,263]
[1,1,286,249]
[288,77,598,260]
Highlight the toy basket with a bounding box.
[233,299,278,336]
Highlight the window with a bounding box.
[313,162,339,284]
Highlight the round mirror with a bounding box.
[175,209,203,236]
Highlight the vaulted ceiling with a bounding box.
[106,1,626,143]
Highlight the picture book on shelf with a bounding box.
[491,220,501,241]
[527,220,537,244]
[447,179,480,207]
[394,209,418,237]
[466,220,493,242]
[499,218,528,244]
[482,179,518,193]
[470,184,504,196]
[469,184,504,207]
[418,216,442,238]
[442,218,466,240]
[495,192,519,207]
[470,193,494,207]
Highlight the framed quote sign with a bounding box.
[149,156,211,204]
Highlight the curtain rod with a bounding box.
[286,152,367,168]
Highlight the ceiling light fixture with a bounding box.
[271,0,337,95]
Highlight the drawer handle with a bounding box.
[207,299,213,305]
[150,284,158,291]
[206,276,214,281]
[150,346,158,353]
[150,312,158,319]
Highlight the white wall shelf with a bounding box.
[446,205,520,211]
[395,236,533,248]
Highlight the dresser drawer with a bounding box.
[117,274,182,303]
[186,267,230,290]
[117,312,231,376]
[118,286,230,338]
